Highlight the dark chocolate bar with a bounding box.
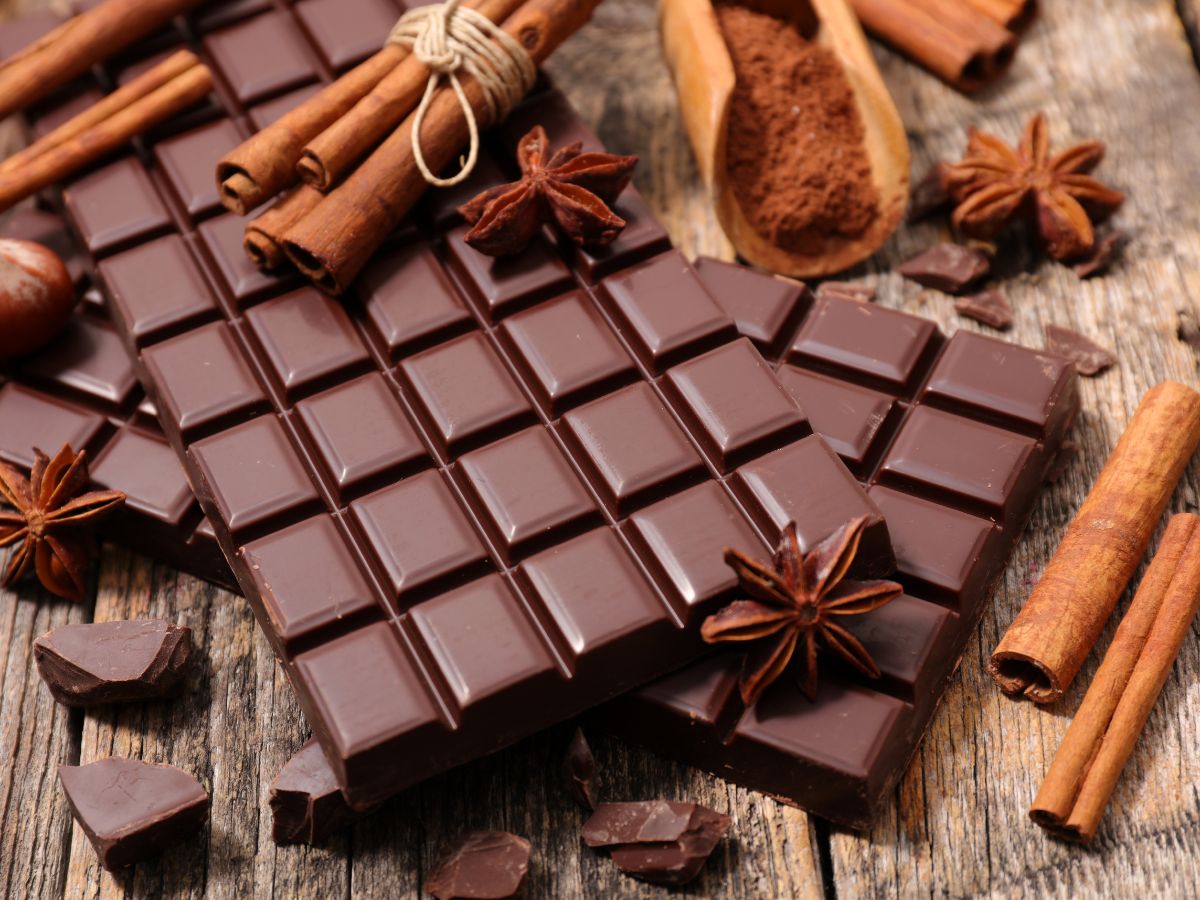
[597,257,1078,827]
[30,14,889,809]
[0,210,234,591]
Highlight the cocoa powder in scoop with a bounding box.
[716,4,879,250]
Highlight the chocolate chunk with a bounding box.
[907,163,952,222]
[954,290,1013,330]
[1047,440,1079,484]
[34,619,192,707]
[58,758,209,870]
[424,831,532,900]
[270,739,364,845]
[815,280,875,303]
[1045,324,1115,376]
[1071,230,1126,278]
[582,800,731,886]
[897,243,990,293]
[564,727,599,810]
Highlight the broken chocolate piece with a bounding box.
[1045,324,1115,376]
[424,831,532,900]
[897,243,990,293]
[34,619,192,707]
[58,757,209,870]
[564,727,599,810]
[1047,440,1079,484]
[907,163,952,222]
[1071,229,1125,278]
[815,280,875,304]
[954,290,1013,330]
[581,800,731,886]
[270,739,363,845]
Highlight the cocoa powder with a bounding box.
[716,4,879,250]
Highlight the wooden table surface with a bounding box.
[5,0,1200,896]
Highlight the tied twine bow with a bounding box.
[388,0,536,187]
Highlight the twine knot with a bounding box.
[388,0,536,187]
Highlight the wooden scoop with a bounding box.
[660,0,910,278]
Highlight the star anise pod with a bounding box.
[0,445,125,602]
[458,125,638,257]
[944,113,1124,261]
[701,518,902,705]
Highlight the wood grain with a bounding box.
[4,0,1200,895]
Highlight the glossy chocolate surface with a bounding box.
[57,34,881,806]
[600,258,1078,829]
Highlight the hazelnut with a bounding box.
[0,238,75,360]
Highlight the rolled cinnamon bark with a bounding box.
[989,381,1200,703]
[0,64,213,215]
[282,0,603,295]
[848,0,1017,92]
[0,0,204,121]
[965,0,1037,32]
[244,186,324,271]
[297,0,525,192]
[0,50,199,177]
[1030,513,1200,842]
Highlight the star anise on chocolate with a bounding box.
[0,445,125,602]
[701,518,902,705]
[944,113,1124,261]
[458,125,638,257]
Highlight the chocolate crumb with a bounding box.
[1047,440,1079,484]
[270,739,366,845]
[425,831,531,900]
[564,728,599,810]
[954,290,1013,330]
[1072,230,1126,278]
[34,620,192,707]
[898,243,990,293]
[582,800,731,886]
[907,163,952,222]
[816,281,876,304]
[1045,324,1115,376]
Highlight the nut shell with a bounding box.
[0,238,75,360]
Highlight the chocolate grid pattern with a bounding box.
[37,8,899,808]
[0,209,231,589]
[602,257,1079,828]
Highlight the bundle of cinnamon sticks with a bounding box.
[850,0,1034,91]
[0,50,213,214]
[221,0,603,295]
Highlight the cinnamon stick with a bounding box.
[0,64,213,215]
[848,0,1017,92]
[0,0,205,121]
[244,186,324,271]
[1031,513,1200,842]
[990,381,1200,703]
[282,0,603,295]
[964,0,1037,33]
[0,50,199,177]
[296,0,525,192]
[216,47,408,215]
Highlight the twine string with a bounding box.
[388,0,536,187]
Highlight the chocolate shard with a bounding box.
[34,619,193,707]
[1047,440,1079,484]
[564,727,599,810]
[270,739,364,845]
[897,242,990,293]
[1071,229,1126,278]
[907,163,952,222]
[582,800,731,886]
[1045,324,1116,376]
[815,280,876,304]
[58,758,209,870]
[954,290,1013,330]
[424,831,532,900]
